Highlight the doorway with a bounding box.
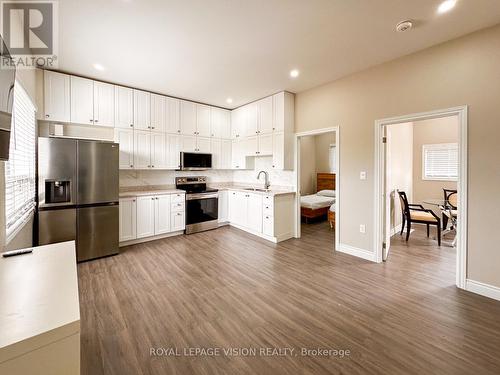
[295,127,339,251]
[374,107,468,288]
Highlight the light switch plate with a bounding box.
[359,224,366,233]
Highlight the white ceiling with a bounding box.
[58,0,500,108]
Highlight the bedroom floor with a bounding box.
[301,219,335,250]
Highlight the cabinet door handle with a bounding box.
[177,130,180,133]
[90,119,94,122]
[132,199,136,202]
[130,164,133,168]
[130,124,133,127]
[152,126,155,129]
[95,119,99,123]
[45,114,50,118]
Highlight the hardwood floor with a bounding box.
[78,223,500,375]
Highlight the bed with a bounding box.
[300,173,336,228]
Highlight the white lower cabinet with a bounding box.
[119,197,136,241]
[119,192,185,245]
[155,195,171,235]
[227,190,295,243]
[218,190,228,223]
[246,193,263,233]
[171,211,185,232]
[136,196,156,238]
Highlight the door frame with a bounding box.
[373,106,468,289]
[294,126,340,252]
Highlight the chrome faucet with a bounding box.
[257,170,270,190]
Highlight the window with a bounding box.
[5,82,36,241]
[422,143,458,181]
[329,144,337,173]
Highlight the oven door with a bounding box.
[185,193,218,233]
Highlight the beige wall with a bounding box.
[413,116,458,205]
[295,24,500,288]
[299,132,336,195]
[314,132,335,173]
[300,136,316,195]
[387,122,413,232]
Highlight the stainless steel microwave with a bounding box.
[179,152,212,170]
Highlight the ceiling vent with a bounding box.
[396,20,413,33]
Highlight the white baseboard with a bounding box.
[337,243,376,262]
[465,279,500,301]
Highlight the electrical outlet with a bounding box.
[359,224,366,233]
[360,171,367,180]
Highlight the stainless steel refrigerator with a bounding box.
[37,137,119,262]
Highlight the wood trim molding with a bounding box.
[294,126,340,253]
[373,106,468,290]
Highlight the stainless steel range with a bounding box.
[175,176,218,234]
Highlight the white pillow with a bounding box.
[317,189,336,197]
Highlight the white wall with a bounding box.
[299,136,317,195]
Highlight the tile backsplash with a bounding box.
[120,157,295,189]
[233,156,295,188]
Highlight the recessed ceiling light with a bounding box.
[93,63,105,71]
[290,69,299,78]
[438,0,457,14]
[226,98,233,104]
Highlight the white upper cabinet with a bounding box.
[166,134,181,169]
[211,108,231,139]
[272,92,285,132]
[114,86,134,129]
[151,94,166,133]
[93,81,114,127]
[134,130,151,169]
[166,97,180,134]
[211,138,221,168]
[245,103,259,137]
[181,135,197,152]
[272,132,285,170]
[44,70,70,122]
[258,96,273,134]
[180,100,197,135]
[114,128,134,169]
[258,133,273,156]
[220,139,232,169]
[231,107,245,139]
[133,90,151,130]
[197,137,211,153]
[151,132,167,169]
[196,104,211,137]
[70,76,94,125]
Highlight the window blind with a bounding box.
[5,82,36,239]
[422,143,458,181]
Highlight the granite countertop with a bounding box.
[119,185,185,198]
[208,183,296,196]
[119,184,296,198]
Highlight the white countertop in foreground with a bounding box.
[0,241,80,363]
[210,184,296,196]
[119,189,185,198]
